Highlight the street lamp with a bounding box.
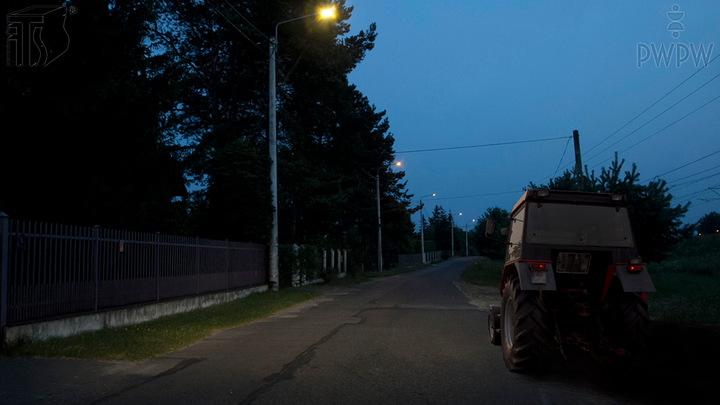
[419,193,435,264]
[451,211,468,257]
[269,6,336,291]
[465,219,475,257]
[376,161,402,272]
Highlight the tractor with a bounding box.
[485,189,655,372]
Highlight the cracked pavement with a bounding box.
[1,257,717,404]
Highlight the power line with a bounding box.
[396,136,570,154]
[692,199,719,208]
[672,183,720,204]
[222,0,270,43]
[584,71,720,165]
[619,93,720,153]
[542,53,720,181]
[584,52,720,156]
[431,190,521,201]
[670,170,720,189]
[640,148,720,182]
[552,136,572,178]
[666,164,720,184]
[591,92,720,170]
[208,1,268,57]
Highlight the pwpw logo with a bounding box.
[637,4,714,68]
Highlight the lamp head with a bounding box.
[319,7,335,19]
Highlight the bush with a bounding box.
[297,245,321,283]
[278,245,295,288]
[279,244,322,287]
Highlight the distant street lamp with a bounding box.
[419,193,436,264]
[268,7,335,290]
[375,161,403,272]
[455,211,469,256]
[450,211,454,257]
[465,219,476,257]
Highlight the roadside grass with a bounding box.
[460,259,503,287]
[324,274,371,286]
[459,235,720,324]
[647,234,720,324]
[1,289,320,361]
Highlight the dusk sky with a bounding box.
[344,0,720,231]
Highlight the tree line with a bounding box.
[419,158,713,263]
[0,0,414,269]
[468,159,709,263]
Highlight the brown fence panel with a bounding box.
[1,216,268,325]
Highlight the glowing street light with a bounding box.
[320,7,335,19]
[269,6,336,290]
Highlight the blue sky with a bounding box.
[344,0,720,230]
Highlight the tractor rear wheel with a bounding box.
[500,276,548,372]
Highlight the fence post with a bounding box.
[343,250,348,274]
[196,236,200,295]
[1,212,10,338]
[92,225,99,311]
[155,232,160,301]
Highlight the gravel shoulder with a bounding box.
[453,280,500,311]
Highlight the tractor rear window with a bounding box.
[525,203,634,247]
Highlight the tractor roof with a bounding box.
[511,189,628,217]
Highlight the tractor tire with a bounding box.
[613,292,650,363]
[500,276,548,372]
[488,306,501,346]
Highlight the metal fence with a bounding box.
[0,213,267,329]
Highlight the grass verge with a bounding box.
[324,274,372,287]
[1,289,320,361]
[460,259,503,287]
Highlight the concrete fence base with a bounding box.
[3,284,268,345]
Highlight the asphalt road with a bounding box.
[1,257,717,404]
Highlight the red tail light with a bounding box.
[529,263,546,269]
[628,264,645,272]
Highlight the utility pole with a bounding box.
[573,129,583,191]
[420,203,425,264]
[465,219,475,257]
[376,169,382,272]
[268,37,279,291]
[450,213,454,257]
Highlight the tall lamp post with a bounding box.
[465,219,476,257]
[269,7,336,290]
[450,211,454,257]
[376,161,402,272]
[419,193,435,264]
[450,211,462,257]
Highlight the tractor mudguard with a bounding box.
[614,265,656,292]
